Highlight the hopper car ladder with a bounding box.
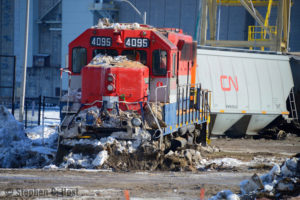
[288,87,298,123]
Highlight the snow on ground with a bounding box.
[26,125,58,147]
[209,156,300,199]
[198,158,248,169]
[8,107,60,127]
[0,105,58,168]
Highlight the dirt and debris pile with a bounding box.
[209,155,300,200]
[0,105,58,168]
[88,54,145,68]
[57,134,223,172]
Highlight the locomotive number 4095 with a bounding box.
[125,38,149,48]
[90,36,112,47]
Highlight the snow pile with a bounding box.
[209,190,240,200]
[0,105,58,168]
[199,158,247,170]
[61,153,93,168]
[26,126,58,147]
[59,132,151,169]
[92,18,142,30]
[60,150,109,169]
[92,151,108,167]
[209,156,300,199]
[43,164,58,170]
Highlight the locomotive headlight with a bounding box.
[107,74,114,82]
[107,84,114,91]
[131,117,142,127]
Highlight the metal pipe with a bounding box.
[12,56,16,116]
[19,0,30,122]
[115,0,146,24]
[42,96,45,145]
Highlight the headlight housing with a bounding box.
[107,84,114,91]
[131,117,142,127]
[107,74,114,82]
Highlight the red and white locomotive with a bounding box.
[60,21,211,147]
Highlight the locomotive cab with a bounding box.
[67,24,194,106]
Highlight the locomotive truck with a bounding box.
[59,20,295,153]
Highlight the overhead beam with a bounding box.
[216,0,279,6]
[200,0,208,45]
[38,0,62,22]
[240,0,273,39]
[208,0,218,40]
[276,0,284,51]
[283,0,292,52]
[206,39,276,48]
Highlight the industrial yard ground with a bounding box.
[0,135,299,199]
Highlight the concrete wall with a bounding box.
[290,1,300,51]
[26,66,60,97]
[118,0,199,37]
[0,0,15,96]
[61,0,94,90]
[38,0,62,67]
[12,0,62,98]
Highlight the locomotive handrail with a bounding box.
[83,99,149,107]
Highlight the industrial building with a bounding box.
[0,0,300,100]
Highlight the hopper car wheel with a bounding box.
[195,123,207,146]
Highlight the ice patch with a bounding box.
[61,153,93,168]
[199,158,247,170]
[62,139,103,147]
[26,126,57,146]
[209,190,240,200]
[92,151,108,167]
[43,164,58,169]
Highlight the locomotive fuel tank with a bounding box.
[196,48,294,136]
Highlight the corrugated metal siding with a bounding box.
[118,0,300,51]
[0,0,14,96]
[290,1,300,51]
[118,0,199,36]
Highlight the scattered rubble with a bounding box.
[209,155,300,199]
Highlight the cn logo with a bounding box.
[220,75,239,92]
[156,81,163,87]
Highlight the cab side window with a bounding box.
[152,50,167,76]
[72,47,87,73]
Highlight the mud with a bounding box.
[1,134,299,199]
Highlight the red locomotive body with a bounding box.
[81,61,149,111]
[67,24,195,106]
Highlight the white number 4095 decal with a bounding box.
[125,38,149,48]
[90,36,112,47]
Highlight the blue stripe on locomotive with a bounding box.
[162,101,208,136]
